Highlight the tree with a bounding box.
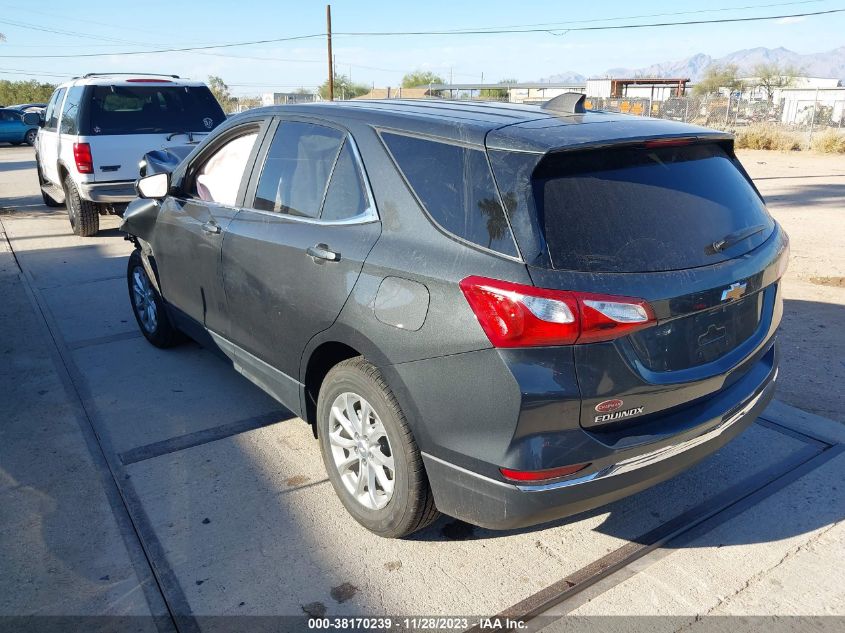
[751,62,802,101]
[480,78,518,100]
[694,64,742,96]
[0,80,57,105]
[318,73,369,100]
[401,70,444,88]
[207,75,236,113]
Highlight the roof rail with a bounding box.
[79,72,180,79]
[541,92,586,115]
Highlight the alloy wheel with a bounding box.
[131,266,158,333]
[328,392,395,510]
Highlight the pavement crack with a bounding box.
[673,519,841,630]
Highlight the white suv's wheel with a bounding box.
[64,175,99,237]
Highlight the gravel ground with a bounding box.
[736,149,845,424]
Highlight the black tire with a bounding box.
[64,175,99,237]
[24,129,37,146]
[317,357,440,538]
[36,160,64,208]
[127,250,180,348]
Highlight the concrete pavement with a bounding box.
[1,144,843,630]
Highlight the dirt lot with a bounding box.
[736,149,845,423]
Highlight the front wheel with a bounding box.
[127,250,180,348]
[317,357,440,538]
[24,129,37,146]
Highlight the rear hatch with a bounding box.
[488,134,788,439]
[78,83,224,182]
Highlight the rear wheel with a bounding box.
[64,175,99,236]
[127,250,180,348]
[317,357,440,538]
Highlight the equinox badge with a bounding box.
[721,282,747,302]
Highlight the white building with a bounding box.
[260,92,317,106]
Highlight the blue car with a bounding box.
[0,108,39,146]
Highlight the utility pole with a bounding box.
[326,4,334,101]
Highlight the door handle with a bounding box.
[201,221,221,234]
[306,244,340,262]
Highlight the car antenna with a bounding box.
[541,92,586,115]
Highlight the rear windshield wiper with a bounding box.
[708,224,768,254]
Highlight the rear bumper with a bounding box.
[79,180,136,204]
[420,346,778,530]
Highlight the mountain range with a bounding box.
[540,46,845,83]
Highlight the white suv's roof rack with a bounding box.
[74,72,181,80]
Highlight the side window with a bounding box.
[60,86,85,135]
[193,132,258,206]
[253,121,344,218]
[44,88,66,132]
[321,140,370,221]
[0,111,15,122]
[381,132,518,257]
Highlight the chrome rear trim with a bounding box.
[517,378,773,493]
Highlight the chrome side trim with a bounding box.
[517,384,771,493]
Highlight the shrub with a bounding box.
[734,125,802,151]
[811,130,845,154]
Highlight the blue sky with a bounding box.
[0,0,842,94]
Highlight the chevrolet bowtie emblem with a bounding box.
[721,282,747,302]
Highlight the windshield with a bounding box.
[86,85,225,135]
[533,143,774,272]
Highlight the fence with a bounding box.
[442,90,845,149]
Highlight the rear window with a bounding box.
[87,85,225,135]
[382,132,518,258]
[534,143,774,272]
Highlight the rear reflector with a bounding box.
[459,276,655,347]
[500,462,590,483]
[73,142,93,174]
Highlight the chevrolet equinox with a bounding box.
[121,96,787,538]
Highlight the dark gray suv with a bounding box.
[121,98,787,538]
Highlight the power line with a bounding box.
[0,33,326,59]
[2,6,840,60]
[422,0,824,32]
[332,8,845,36]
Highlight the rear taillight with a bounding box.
[459,276,655,347]
[73,142,93,174]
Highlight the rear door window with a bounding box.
[381,132,518,258]
[44,88,65,132]
[87,85,224,135]
[534,143,774,272]
[321,140,370,221]
[60,86,85,135]
[252,121,345,218]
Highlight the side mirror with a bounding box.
[136,172,170,199]
[22,112,41,126]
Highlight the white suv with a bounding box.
[35,73,225,236]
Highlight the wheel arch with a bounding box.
[299,324,428,453]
